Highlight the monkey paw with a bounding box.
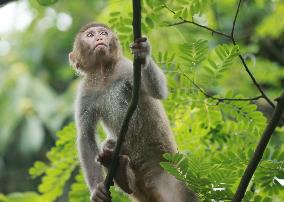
[90,183,111,202]
[97,148,113,167]
[130,37,150,60]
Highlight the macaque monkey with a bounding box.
[69,22,199,202]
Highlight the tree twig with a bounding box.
[168,19,231,39]
[238,55,275,108]
[164,3,231,39]
[232,92,284,202]
[167,70,263,103]
[231,0,242,41]
[163,1,276,109]
[104,0,142,194]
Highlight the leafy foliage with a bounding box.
[68,171,89,202]
[199,44,239,87]
[161,151,284,201]
[171,0,211,20]
[29,124,78,202]
[179,39,208,73]
[26,124,130,202]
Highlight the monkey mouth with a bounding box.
[95,43,107,48]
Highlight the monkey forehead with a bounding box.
[84,26,110,34]
[79,22,112,33]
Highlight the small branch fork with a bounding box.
[164,0,275,108]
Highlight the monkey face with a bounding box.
[81,26,113,57]
[69,24,122,74]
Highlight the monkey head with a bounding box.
[69,23,122,74]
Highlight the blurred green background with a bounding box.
[0,0,106,194]
[0,0,284,201]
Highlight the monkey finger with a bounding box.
[103,148,113,155]
[135,37,147,43]
[131,48,147,54]
[131,43,143,49]
[95,184,111,202]
[96,191,110,202]
[104,149,113,159]
[97,152,113,166]
[92,191,108,202]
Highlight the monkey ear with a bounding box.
[69,52,80,69]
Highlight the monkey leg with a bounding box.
[97,143,135,194]
[114,155,135,194]
[136,169,198,202]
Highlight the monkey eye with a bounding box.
[86,33,94,37]
[100,31,108,36]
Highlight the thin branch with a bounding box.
[163,3,231,39]
[232,92,284,202]
[231,0,242,41]
[167,70,263,103]
[238,55,275,108]
[163,1,276,109]
[104,0,142,194]
[168,19,231,39]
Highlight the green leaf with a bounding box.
[29,124,79,201]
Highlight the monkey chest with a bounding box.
[97,80,132,131]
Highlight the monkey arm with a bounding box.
[141,57,168,100]
[76,104,104,192]
[131,38,168,100]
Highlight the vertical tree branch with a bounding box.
[104,0,142,194]
[232,92,284,202]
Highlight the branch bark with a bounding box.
[104,0,142,195]
[232,92,284,202]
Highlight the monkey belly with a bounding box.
[100,89,177,170]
